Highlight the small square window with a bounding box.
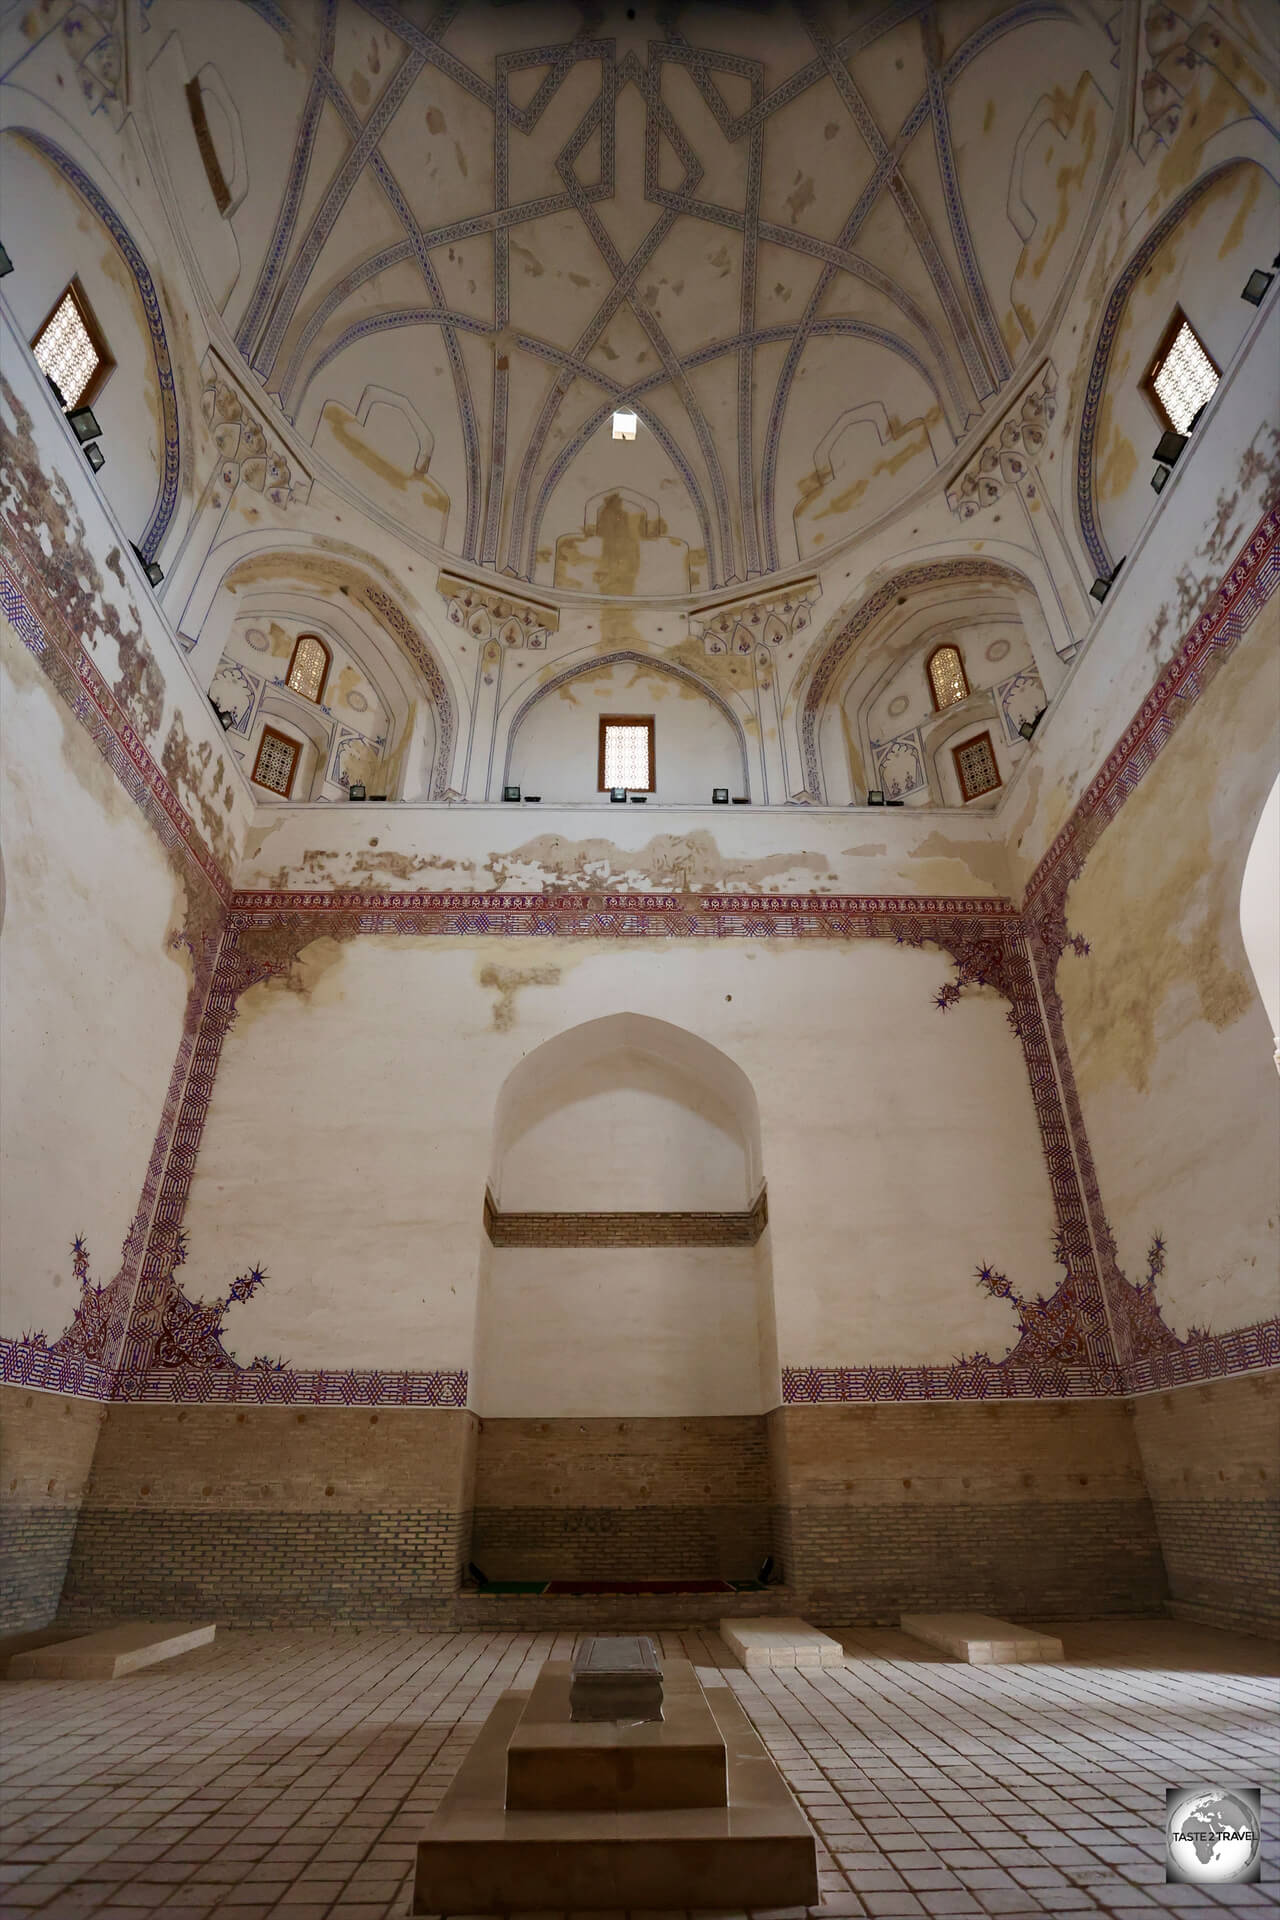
[612,410,637,440]
[598,715,654,792]
[252,725,301,797]
[1143,309,1219,435]
[952,731,1001,803]
[31,279,114,410]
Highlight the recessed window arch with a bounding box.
[286,632,331,704]
[31,278,114,409]
[927,643,969,712]
[953,731,1002,802]
[1143,308,1219,434]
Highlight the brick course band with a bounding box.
[482,1185,768,1247]
[784,1498,1168,1621]
[59,1508,469,1628]
[0,1508,81,1634]
[468,1503,772,1582]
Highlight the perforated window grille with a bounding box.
[954,732,1001,802]
[1150,317,1218,434]
[32,288,103,408]
[253,728,299,797]
[287,633,329,703]
[928,645,968,710]
[601,720,652,790]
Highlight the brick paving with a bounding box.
[0,1620,1275,1919]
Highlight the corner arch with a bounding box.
[9,128,181,563]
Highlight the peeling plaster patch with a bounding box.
[1058,625,1274,1097]
[256,847,467,889]
[478,962,560,1032]
[840,843,888,857]
[485,831,828,894]
[907,831,1010,896]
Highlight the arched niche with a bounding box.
[799,561,1048,805]
[502,652,750,804]
[1241,772,1280,1073]
[1078,158,1280,577]
[474,1014,774,1424]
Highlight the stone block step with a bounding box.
[899,1612,1064,1664]
[6,1622,216,1679]
[720,1614,845,1669]
[0,1627,86,1678]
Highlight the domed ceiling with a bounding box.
[167,0,1118,598]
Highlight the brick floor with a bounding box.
[0,1620,1275,1919]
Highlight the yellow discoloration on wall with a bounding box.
[478,962,561,1031]
[1217,160,1262,259]
[1058,627,1275,1098]
[317,401,449,514]
[840,705,866,794]
[267,620,294,659]
[907,831,1011,896]
[333,664,362,707]
[1097,420,1138,503]
[794,415,932,524]
[553,493,685,596]
[1013,76,1098,290]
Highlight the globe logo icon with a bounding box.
[1165,1787,1262,1884]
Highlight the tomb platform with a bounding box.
[414,1640,817,1912]
[899,1612,1064,1663]
[721,1614,846,1669]
[6,1622,215,1679]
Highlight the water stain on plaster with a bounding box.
[903,831,1010,896]
[1058,625,1272,1097]
[478,962,560,1032]
[487,831,829,894]
[318,402,449,513]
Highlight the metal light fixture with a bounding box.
[712,787,729,804]
[610,787,626,802]
[1151,463,1170,494]
[1242,268,1274,306]
[0,243,12,277]
[1153,429,1188,466]
[630,794,647,803]
[867,789,885,805]
[66,405,102,444]
[731,796,749,804]
[1018,707,1046,742]
[524,794,541,803]
[84,442,105,472]
[209,697,235,731]
[130,542,164,587]
[502,784,520,801]
[348,783,367,801]
[1089,557,1124,604]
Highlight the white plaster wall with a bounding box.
[498,1050,749,1210]
[178,935,1057,1384]
[506,659,745,804]
[0,621,192,1340]
[474,1247,763,1417]
[1241,773,1280,1049]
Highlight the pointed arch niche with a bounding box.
[470,1014,777,1583]
[474,1014,774,1417]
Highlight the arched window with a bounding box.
[927,644,968,711]
[286,633,330,704]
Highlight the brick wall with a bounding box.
[483,1187,768,1247]
[770,1400,1168,1621]
[470,1415,772,1580]
[1131,1371,1279,1637]
[60,1405,478,1627]
[0,1386,105,1631]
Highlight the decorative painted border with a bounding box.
[227,889,1020,930]
[13,131,181,562]
[483,1185,769,1248]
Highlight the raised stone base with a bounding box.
[720,1614,845,1669]
[507,1656,725,1811]
[899,1612,1064,1663]
[413,1677,817,1911]
[6,1622,215,1679]
[0,1627,86,1678]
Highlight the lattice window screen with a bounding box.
[1152,320,1218,434]
[33,291,101,407]
[955,734,1000,801]
[254,731,299,796]
[603,723,651,789]
[288,634,329,703]
[928,646,967,710]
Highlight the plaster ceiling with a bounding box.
[163,0,1119,598]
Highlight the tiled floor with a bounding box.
[1,1620,1276,1920]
